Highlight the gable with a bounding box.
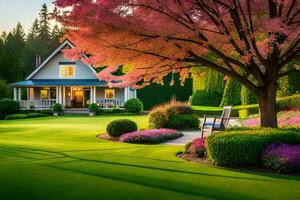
[31,52,98,80]
[27,40,98,80]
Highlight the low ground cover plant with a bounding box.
[149,101,199,129]
[262,142,300,173]
[119,129,183,144]
[106,119,138,137]
[206,127,300,167]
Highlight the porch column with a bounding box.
[18,88,22,101]
[58,87,62,104]
[62,87,65,107]
[27,88,30,100]
[124,87,129,102]
[13,88,17,101]
[56,87,59,103]
[90,87,93,103]
[93,86,96,103]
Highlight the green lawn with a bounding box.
[0,115,300,200]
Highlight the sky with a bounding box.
[0,0,56,33]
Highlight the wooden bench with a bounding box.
[201,106,232,138]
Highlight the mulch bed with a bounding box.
[177,153,300,176]
[97,133,120,142]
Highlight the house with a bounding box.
[10,39,137,110]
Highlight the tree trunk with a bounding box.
[258,83,278,128]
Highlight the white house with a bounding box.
[10,39,137,110]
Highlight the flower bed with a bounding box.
[185,137,206,158]
[262,142,300,173]
[242,110,300,127]
[119,129,183,144]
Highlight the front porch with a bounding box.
[12,86,136,110]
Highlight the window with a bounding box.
[105,89,115,99]
[40,90,49,99]
[60,65,75,78]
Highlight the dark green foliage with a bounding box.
[106,119,138,137]
[6,114,27,120]
[241,86,257,105]
[88,103,99,113]
[27,113,47,118]
[38,109,53,116]
[0,98,19,119]
[112,106,122,113]
[137,73,193,110]
[52,103,63,113]
[207,128,300,166]
[220,79,241,106]
[190,90,223,106]
[0,80,12,99]
[124,98,143,113]
[166,115,200,130]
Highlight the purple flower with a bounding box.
[188,137,206,158]
[262,142,300,173]
[119,129,182,143]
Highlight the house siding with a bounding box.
[31,52,98,80]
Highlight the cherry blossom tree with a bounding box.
[55,0,300,128]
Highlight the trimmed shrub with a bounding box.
[149,101,196,129]
[52,103,63,113]
[277,94,300,109]
[190,90,222,107]
[0,98,19,119]
[119,129,183,144]
[39,109,53,116]
[124,98,143,113]
[112,106,122,113]
[6,114,27,120]
[149,110,168,129]
[262,142,300,173]
[166,115,200,130]
[206,128,300,166]
[106,119,138,137]
[88,103,98,113]
[27,113,47,118]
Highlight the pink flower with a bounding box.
[188,137,206,158]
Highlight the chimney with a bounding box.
[36,54,42,67]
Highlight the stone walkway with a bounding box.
[163,118,241,146]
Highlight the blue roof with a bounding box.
[10,79,107,87]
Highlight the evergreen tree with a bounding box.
[50,24,64,47]
[220,78,241,106]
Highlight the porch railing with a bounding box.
[97,98,124,107]
[19,99,57,109]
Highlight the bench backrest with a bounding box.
[221,106,232,127]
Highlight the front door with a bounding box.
[73,90,83,108]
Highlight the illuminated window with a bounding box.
[60,65,75,78]
[105,89,115,99]
[40,90,49,99]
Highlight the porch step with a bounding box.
[63,109,89,115]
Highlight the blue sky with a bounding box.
[0,0,55,33]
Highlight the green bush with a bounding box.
[39,109,53,116]
[52,103,63,113]
[112,106,122,113]
[149,110,168,129]
[165,104,194,117]
[206,128,300,167]
[0,98,19,119]
[88,103,98,113]
[166,115,200,130]
[106,119,138,137]
[0,80,12,99]
[190,90,222,107]
[27,113,46,118]
[277,94,300,109]
[124,98,143,113]
[220,78,241,106]
[6,114,27,120]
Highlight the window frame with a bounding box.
[40,89,49,100]
[105,89,115,99]
[59,64,76,78]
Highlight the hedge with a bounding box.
[206,127,300,167]
[277,94,300,109]
[6,114,27,120]
[166,115,200,130]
